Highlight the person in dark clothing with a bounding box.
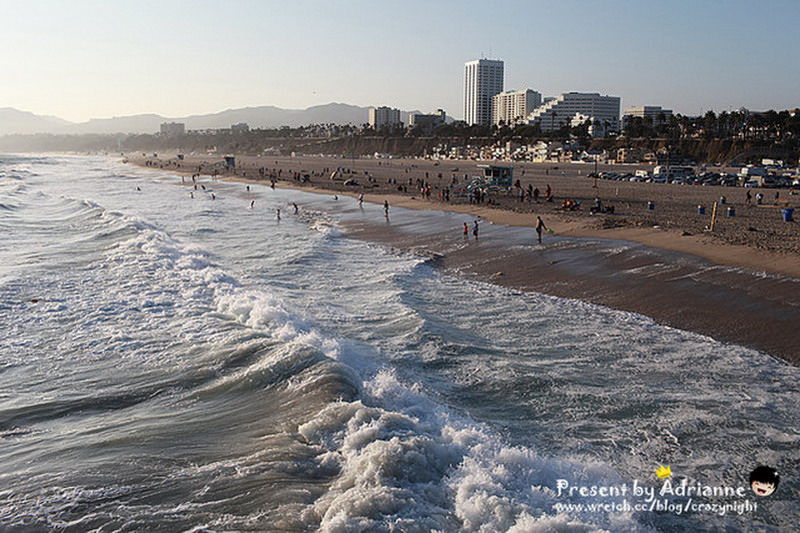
[536,216,547,244]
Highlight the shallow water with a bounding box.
[0,154,797,531]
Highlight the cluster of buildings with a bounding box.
[462,58,671,136]
[370,58,673,138]
[430,139,678,165]
[159,122,252,137]
[368,107,447,134]
[164,56,674,140]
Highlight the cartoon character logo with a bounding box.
[749,466,780,497]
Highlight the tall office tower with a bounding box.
[464,59,504,126]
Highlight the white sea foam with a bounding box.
[294,369,645,532]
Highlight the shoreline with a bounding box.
[338,210,800,364]
[123,154,800,363]
[125,153,800,278]
[284,184,800,278]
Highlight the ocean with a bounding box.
[1,154,798,531]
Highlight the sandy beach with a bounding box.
[125,153,800,363]
[129,153,800,276]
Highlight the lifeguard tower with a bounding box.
[477,165,513,188]
[453,164,515,198]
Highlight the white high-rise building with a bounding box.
[527,92,620,132]
[369,106,402,129]
[492,89,542,126]
[464,59,504,126]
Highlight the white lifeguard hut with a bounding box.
[477,165,513,187]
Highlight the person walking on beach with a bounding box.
[384,200,389,218]
[473,220,479,240]
[746,189,752,206]
[536,216,547,244]
[463,222,468,239]
[359,193,364,207]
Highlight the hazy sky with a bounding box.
[2,0,798,122]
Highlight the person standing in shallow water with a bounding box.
[463,222,468,239]
[473,220,479,240]
[536,216,547,244]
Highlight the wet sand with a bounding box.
[345,215,800,364]
[125,154,800,364]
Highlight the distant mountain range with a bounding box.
[0,103,433,135]
[0,108,74,134]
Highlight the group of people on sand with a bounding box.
[561,199,581,211]
[514,183,553,204]
[745,189,777,206]
[589,196,615,214]
[463,217,548,244]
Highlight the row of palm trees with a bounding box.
[625,109,800,141]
